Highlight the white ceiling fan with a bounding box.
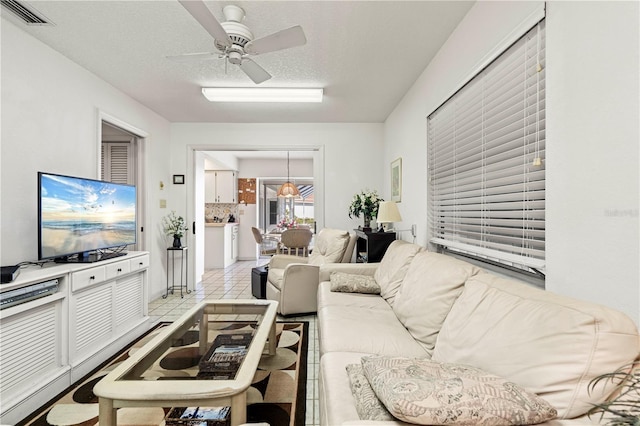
[171,1,307,84]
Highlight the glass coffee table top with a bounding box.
[94,299,278,426]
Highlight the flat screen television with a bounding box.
[38,172,137,263]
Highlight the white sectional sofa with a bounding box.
[317,240,640,425]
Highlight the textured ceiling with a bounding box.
[7,0,474,123]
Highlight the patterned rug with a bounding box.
[19,321,308,426]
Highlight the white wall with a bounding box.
[170,124,382,282]
[171,125,382,236]
[383,1,640,324]
[545,1,639,323]
[1,20,173,300]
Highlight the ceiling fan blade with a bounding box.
[240,59,272,84]
[178,0,231,47]
[166,52,220,62]
[244,26,306,55]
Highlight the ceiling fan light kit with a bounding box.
[177,1,307,84]
[202,87,323,103]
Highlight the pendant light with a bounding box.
[277,151,300,198]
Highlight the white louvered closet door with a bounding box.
[101,142,134,184]
[101,141,140,251]
[428,20,545,273]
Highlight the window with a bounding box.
[260,181,315,231]
[427,20,545,275]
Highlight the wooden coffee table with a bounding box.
[94,299,278,426]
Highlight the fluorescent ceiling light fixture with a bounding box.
[202,87,323,103]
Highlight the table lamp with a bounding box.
[376,201,402,232]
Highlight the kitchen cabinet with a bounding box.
[205,223,239,268]
[205,170,237,203]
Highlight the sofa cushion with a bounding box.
[266,267,285,291]
[361,355,557,425]
[309,228,350,266]
[432,272,640,419]
[319,352,379,425]
[331,272,381,294]
[318,281,390,312]
[346,363,394,421]
[374,240,423,306]
[392,251,480,356]
[318,305,429,358]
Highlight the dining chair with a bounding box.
[280,228,313,257]
[251,227,280,257]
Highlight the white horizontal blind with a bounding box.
[428,20,546,272]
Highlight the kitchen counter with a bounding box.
[204,222,238,227]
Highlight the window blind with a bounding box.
[428,20,545,273]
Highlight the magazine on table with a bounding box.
[179,406,230,420]
[208,345,248,366]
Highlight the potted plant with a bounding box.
[588,362,640,425]
[162,211,188,248]
[348,189,384,231]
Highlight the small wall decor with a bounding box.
[391,158,402,202]
[173,174,185,184]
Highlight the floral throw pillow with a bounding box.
[330,272,380,294]
[346,364,394,421]
[361,356,557,425]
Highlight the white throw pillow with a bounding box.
[361,355,557,426]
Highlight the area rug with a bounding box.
[19,321,308,426]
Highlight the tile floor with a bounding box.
[148,259,320,426]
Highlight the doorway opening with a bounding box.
[99,113,148,252]
[187,147,323,286]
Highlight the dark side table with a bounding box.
[251,266,268,299]
[354,229,396,263]
[164,246,191,298]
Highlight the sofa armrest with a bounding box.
[269,254,309,269]
[319,262,379,282]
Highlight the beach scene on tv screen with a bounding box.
[40,174,136,258]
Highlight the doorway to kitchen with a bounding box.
[186,147,323,286]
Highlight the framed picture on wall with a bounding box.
[391,158,402,202]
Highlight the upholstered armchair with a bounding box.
[266,228,356,315]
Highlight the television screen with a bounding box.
[38,172,137,262]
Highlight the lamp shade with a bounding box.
[377,201,402,223]
[277,151,301,198]
[277,182,300,198]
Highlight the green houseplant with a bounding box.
[162,211,188,248]
[588,362,640,425]
[348,189,383,230]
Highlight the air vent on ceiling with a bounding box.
[1,0,53,25]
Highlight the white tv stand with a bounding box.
[0,251,150,425]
